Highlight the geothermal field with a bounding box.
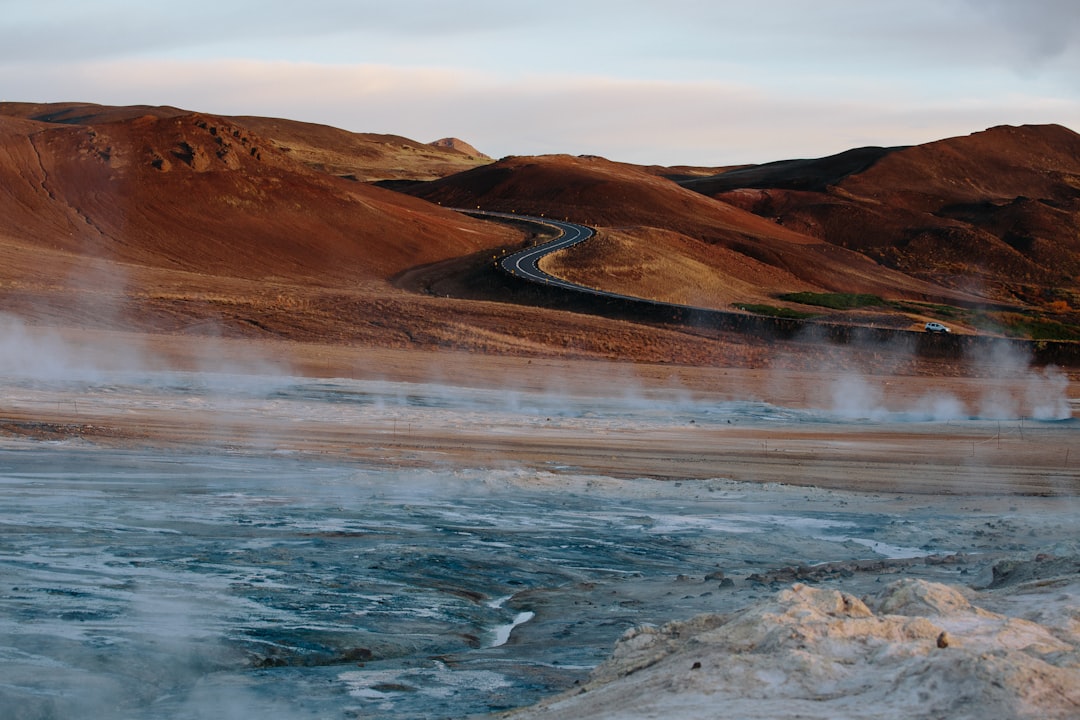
[1,335,1078,719]
[2,104,1080,717]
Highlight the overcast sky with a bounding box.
[2,0,1078,165]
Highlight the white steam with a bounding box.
[0,312,289,385]
[0,312,138,381]
[1026,366,1071,420]
[822,338,1072,422]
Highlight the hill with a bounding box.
[402,154,1001,318]
[1,102,1077,359]
[0,110,512,281]
[0,102,493,183]
[402,127,1080,338]
[0,103,764,364]
[229,118,492,182]
[428,137,490,159]
[0,105,546,346]
[690,124,1080,336]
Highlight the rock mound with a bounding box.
[429,137,489,159]
[503,579,1080,719]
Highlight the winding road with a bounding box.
[499,217,595,291]
[459,210,603,294]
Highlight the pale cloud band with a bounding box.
[3,58,1078,166]
[3,1,1079,164]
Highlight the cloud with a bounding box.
[0,1,542,64]
[5,1,1076,78]
[4,1,1079,90]
[964,0,1080,65]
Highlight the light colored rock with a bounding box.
[500,579,1080,719]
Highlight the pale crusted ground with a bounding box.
[500,577,1080,720]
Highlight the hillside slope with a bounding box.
[0,102,492,183]
[0,110,513,282]
[0,105,768,364]
[0,106,546,346]
[404,153,992,311]
[698,125,1080,315]
[404,127,1080,337]
[3,103,1077,353]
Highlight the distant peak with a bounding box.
[429,137,489,159]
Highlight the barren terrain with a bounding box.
[0,103,1078,718]
[1,351,1077,719]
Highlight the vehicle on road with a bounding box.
[924,322,950,333]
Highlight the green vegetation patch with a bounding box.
[733,303,817,319]
[778,292,887,310]
[981,313,1080,341]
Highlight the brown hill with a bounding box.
[0,107,540,344]
[0,101,189,125]
[0,103,492,183]
[0,111,512,280]
[839,124,1080,212]
[429,137,489,159]
[230,118,492,182]
[403,154,988,310]
[3,103,1077,361]
[0,104,767,365]
[696,124,1080,314]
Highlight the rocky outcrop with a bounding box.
[502,579,1080,719]
[429,137,489,159]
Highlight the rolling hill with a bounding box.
[0,104,541,346]
[0,102,1077,360]
[402,126,1080,338]
[687,125,1080,332]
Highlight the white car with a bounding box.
[924,322,950,333]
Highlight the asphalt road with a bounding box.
[499,217,594,290]
[458,210,604,294]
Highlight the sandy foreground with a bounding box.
[2,328,1079,719]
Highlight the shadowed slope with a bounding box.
[681,145,901,194]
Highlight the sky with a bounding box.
[2,0,1079,166]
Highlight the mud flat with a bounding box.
[0,364,1077,718]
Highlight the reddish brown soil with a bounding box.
[702,125,1080,312]
[0,104,1077,378]
[401,143,1075,317]
[0,102,490,183]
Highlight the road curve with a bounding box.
[458,209,618,297]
